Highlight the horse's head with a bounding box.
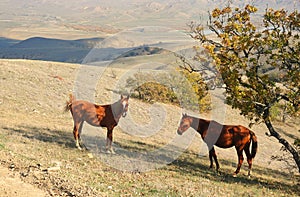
[177,113,193,135]
[120,95,129,117]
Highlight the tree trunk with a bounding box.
[264,118,300,173]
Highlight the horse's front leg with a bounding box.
[106,128,115,154]
[209,147,220,172]
[208,149,214,169]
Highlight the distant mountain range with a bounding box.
[0,0,298,63]
[1,0,297,40]
[0,37,103,63]
[0,36,170,63]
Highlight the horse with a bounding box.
[65,94,129,153]
[177,113,257,177]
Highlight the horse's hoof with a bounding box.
[232,173,237,178]
[110,149,116,154]
[105,149,116,154]
[248,171,251,178]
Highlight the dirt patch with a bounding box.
[0,165,46,197]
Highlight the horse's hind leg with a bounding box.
[234,147,244,177]
[73,121,83,150]
[78,122,87,150]
[244,143,252,177]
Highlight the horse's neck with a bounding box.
[111,101,123,121]
[190,117,200,132]
[191,117,208,137]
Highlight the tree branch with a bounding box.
[264,118,300,172]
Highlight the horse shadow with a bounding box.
[2,125,299,194]
[2,125,75,149]
[82,135,181,169]
[2,124,178,166]
[170,151,300,195]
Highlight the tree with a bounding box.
[189,5,300,172]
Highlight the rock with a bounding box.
[46,166,60,172]
[87,153,94,158]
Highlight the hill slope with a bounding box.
[0,59,299,196]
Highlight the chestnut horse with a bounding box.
[65,94,129,153]
[177,113,257,176]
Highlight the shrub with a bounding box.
[125,70,211,112]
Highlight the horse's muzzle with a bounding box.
[177,130,183,135]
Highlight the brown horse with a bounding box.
[177,113,257,176]
[65,94,129,153]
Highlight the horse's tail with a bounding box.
[249,130,258,159]
[64,94,75,112]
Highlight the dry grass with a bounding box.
[0,59,299,196]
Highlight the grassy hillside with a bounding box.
[0,59,299,196]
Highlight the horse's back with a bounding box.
[228,125,252,147]
[214,126,235,148]
[71,100,95,112]
[232,125,252,136]
[71,100,105,126]
[214,124,251,148]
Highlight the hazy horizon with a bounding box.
[1,0,298,40]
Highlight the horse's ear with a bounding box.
[121,95,129,100]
